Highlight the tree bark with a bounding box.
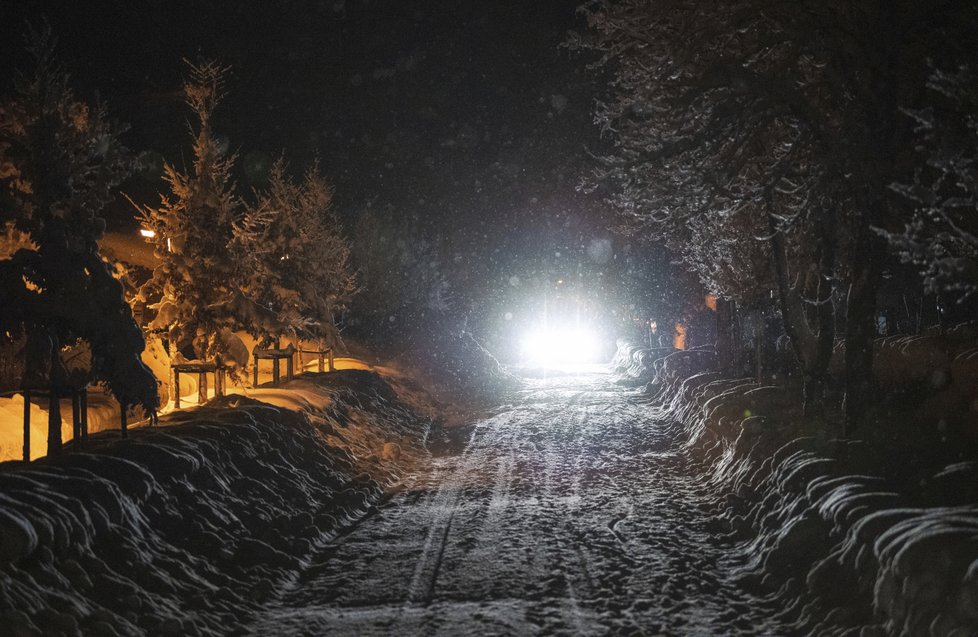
[844,223,884,434]
[752,307,764,384]
[47,346,62,458]
[767,203,837,419]
[715,298,741,375]
[803,369,827,419]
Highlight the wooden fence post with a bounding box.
[80,389,88,442]
[48,390,62,457]
[23,390,30,463]
[71,391,81,443]
[173,368,181,408]
[198,371,207,404]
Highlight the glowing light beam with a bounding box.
[521,325,601,369]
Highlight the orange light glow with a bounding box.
[673,323,686,350]
[22,275,42,294]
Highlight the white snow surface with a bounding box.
[630,343,978,637]
[247,368,792,636]
[3,342,978,635]
[0,370,430,636]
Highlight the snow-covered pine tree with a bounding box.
[134,61,252,364]
[0,27,159,454]
[235,160,356,348]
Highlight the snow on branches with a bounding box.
[573,0,855,414]
[234,160,356,348]
[135,61,356,363]
[884,66,978,300]
[572,0,852,306]
[134,62,247,366]
[134,61,248,363]
[574,0,978,424]
[0,26,158,426]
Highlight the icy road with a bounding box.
[249,368,787,636]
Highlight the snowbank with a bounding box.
[609,338,675,382]
[0,369,430,636]
[419,329,520,403]
[830,326,978,439]
[0,333,388,464]
[617,337,978,636]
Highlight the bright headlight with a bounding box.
[521,326,600,368]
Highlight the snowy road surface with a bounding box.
[249,368,786,635]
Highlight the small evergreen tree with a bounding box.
[235,160,356,348]
[134,61,251,362]
[0,27,158,454]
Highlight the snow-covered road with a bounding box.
[249,368,788,636]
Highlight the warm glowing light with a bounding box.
[139,228,156,238]
[21,275,43,294]
[521,325,601,368]
[674,322,686,350]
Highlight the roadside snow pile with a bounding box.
[422,329,519,402]
[609,339,674,382]
[832,325,978,437]
[644,343,978,636]
[0,369,430,637]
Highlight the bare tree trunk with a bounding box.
[844,225,883,434]
[753,309,763,384]
[806,206,837,419]
[715,298,741,375]
[47,348,62,457]
[767,204,837,419]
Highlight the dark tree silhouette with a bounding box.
[349,205,451,343]
[574,0,978,427]
[884,66,978,302]
[0,27,158,454]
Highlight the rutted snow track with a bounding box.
[250,369,788,635]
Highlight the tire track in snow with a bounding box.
[404,485,457,605]
[404,424,515,606]
[247,369,792,636]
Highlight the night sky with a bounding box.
[1,0,677,353]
